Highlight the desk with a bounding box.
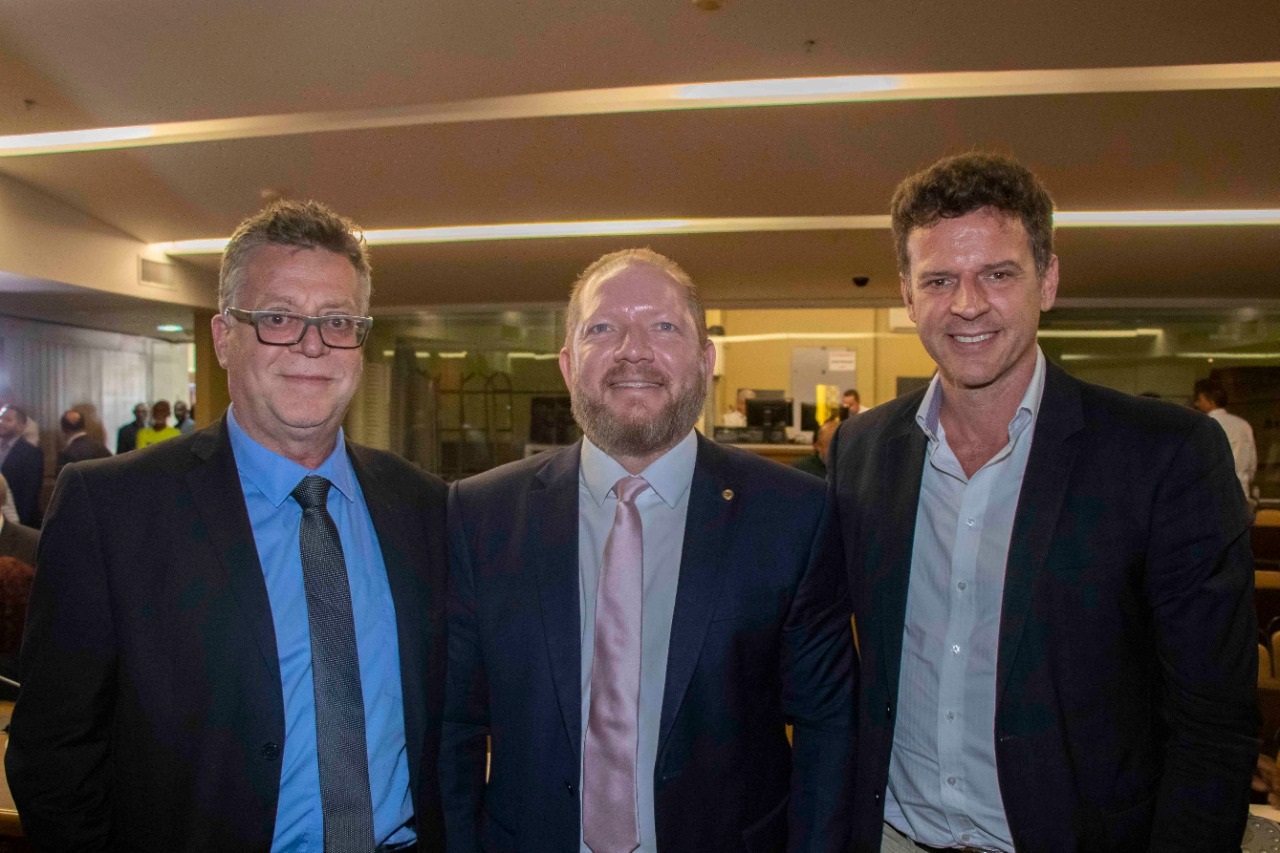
[0,701,20,838]
[719,442,812,466]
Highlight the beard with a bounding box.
[571,362,707,461]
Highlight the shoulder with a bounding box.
[452,446,568,503]
[346,441,447,503]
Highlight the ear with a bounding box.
[558,345,574,389]
[1039,254,1060,311]
[211,312,232,369]
[701,339,716,385]
[900,275,917,323]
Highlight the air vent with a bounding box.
[139,256,176,290]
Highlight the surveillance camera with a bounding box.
[852,276,870,288]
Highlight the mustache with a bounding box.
[603,367,666,385]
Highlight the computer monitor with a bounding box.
[746,397,791,429]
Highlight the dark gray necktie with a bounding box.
[292,474,375,852]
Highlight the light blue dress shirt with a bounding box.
[226,408,413,852]
[883,349,1046,853]
[576,431,697,853]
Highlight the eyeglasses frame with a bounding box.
[223,307,374,349]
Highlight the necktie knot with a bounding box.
[292,474,332,510]
[613,475,650,506]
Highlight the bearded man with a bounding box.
[440,248,856,853]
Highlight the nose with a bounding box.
[614,326,654,363]
[950,276,989,320]
[293,323,329,356]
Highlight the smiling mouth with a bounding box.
[953,333,995,343]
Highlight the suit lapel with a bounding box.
[533,445,586,756]
[658,436,737,753]
[877,409,928,704]
[996,363,1083,700]
[186,419,282,696]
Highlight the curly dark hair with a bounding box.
[219,199,372,312]
[890,152,1055,276]
[0,556,34,656]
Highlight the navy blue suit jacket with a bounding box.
[2,438,44,527]
[441,435,856,853]
[6,419,448,852]
[831,363,1257,853]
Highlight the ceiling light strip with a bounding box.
[1,61,1276,157]
[153,209,1280,255]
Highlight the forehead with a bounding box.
[906,208,1031,265]
[578,263,689,320]
[240,244,361,306]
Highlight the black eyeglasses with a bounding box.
[224,308,373,349]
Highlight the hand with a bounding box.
[1252,754,1280,808]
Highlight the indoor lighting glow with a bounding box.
[2,62,1275,157]
[1036,328,1163,338]
[155,323,185,333]
[677,75,901,99]
[151,207,1276,256]
[437,352,468,359]
[1177,352,1280,360]
[1057,210,1280,227]
[507,352,560,360]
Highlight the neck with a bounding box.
[938,358,1036,449]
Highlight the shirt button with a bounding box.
[260,742,280,761]
[952,644,961,654]
[947,776,957,786]
[946,711,955,721]
[966,518,975,527]
[957,581,967,591]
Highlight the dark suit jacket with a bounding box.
[0,518,38,566]
[56,433,112,471]
[831,363,1257,853]
[6,419,449,852]
[1,438,44,527]
[441,435,856,853]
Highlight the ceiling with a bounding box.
[0,0,1276,341]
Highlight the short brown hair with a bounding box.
[890,152,1055,276]
[219,200,372,312]
[564,248,707,347]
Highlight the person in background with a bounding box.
[0,474,39,566]
[793,417,839,479]
[57,408,112,473]
[116,402,149,453]
[7,199,449,851]
[442,248,855,853]
[722,387,755,427]
[1193,378,1257,512]
[0,406,44,527]
[831,152,1256,852]
[174,399,196,435]
[840,389,860,419]
[135,400,181,449]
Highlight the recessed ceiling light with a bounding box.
[156,324,185,333]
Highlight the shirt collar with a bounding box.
[226,405,357,508]
[916,346,1047,444]
[579,430,698,509]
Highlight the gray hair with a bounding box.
[218,199,372,312]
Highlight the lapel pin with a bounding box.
[721,489,734,501]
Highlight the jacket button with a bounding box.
[873,790,882,803]
[260,742,280,761]
[886,703,893,719]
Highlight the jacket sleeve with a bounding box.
[782,492,858,853]
[439,483,491,853]
[5,466,117,851]
[1145,416,1257,852]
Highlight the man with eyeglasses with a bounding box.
[8,200,448,852]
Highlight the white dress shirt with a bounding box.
[884,349,1047,852]
[1207,407,1257,505]
[576,431,697,853]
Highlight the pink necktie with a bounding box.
[582,475,650,853]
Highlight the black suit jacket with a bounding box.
[1,438,44,527]
[6,419,449,852]
[441,435,856,853]
[56,434,112,471]
[831,363,1257,853]
[0,518,38,566]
